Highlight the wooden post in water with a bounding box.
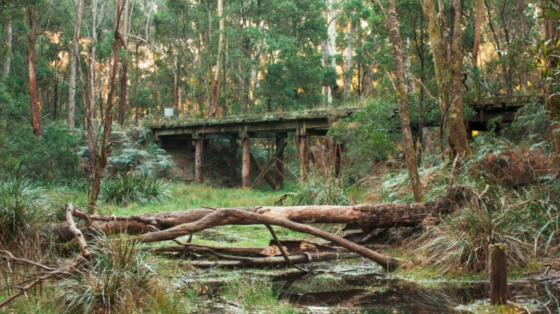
[242,137,251,189]
[195,139,203,184]
[275,137,284,190]
[490,244,508,305]
[229,138,238,187]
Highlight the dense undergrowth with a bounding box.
[2,103,560,312]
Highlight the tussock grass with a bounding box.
[100,174,171,206]
[58,235,162,313]
[223,278,294,313]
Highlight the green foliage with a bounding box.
[291,171,351,206]
[0,122,81,183]
[0,177,49,241]
[59,235,160,313]
[223,278,293,313]
[410,187,560,273]
[100,174,171,206]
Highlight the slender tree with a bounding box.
[88,0,124,212]
[377,0,424,202]
[118,0,129,125]
[209,0,224,118]
[422,0,470,156]
[68,0,85,133]
[27,7,40,137]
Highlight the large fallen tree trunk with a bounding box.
[55,186,470,240]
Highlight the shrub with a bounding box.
[472,136,553,187]
[59,235,160,313]
[408,187,560,273]
[0,122,81,183]
[290,170,351,206]
[0,178,49,242]
[100,174,171,205]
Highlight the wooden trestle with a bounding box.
[149,95,543,189]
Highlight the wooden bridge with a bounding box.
[149,95,543,189]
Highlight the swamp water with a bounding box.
[174,259,560,313]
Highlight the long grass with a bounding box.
[58,235,162,313]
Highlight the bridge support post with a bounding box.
[299,134,310,182]
[242,137,251,189]
[195,139,203,184]
[230,138,238,187]
[274,137,284,190]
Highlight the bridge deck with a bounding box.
[150,95,543,142]
[148,95,543,189]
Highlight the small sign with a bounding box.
[164,108,174,117]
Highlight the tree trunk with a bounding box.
[209,0,225,118]
[68,0,84,133]
[386,0,424,202]
[2,20,11,129]
[173,52,180,115]
[56,186,470,242]
[3,21,11,79]
[447,0,470,156]
[117,0,129,125]
[88,1,123,212]
[344,22,354,100]
[87,0,99,173]
[422,0,470,156]
[27,8,40,137]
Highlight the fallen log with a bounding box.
[56,186,470,240]
[143,243,392,256]
[183,252,361,268]
[134,209,400,270]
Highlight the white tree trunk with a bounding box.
[405,37,416,93]
[344,23,354,100]
[322,0,338,104]
[3,21,11,79]
[68,0,85,133]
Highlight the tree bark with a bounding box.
[195,139,203,184]
[209,0,225,118]
[344,22,355,100]
[88,1,123,212]
[489,244,508,305]
[2,20,11,130]
[386,0,424,202]
[68,0,85,133]
[186,252,361,268]
[117,0,129,125]
[27,8,40,137]
[135,209,399,270]
[242,137,251,188]
[57,186,469,241]
[423,0,470,156]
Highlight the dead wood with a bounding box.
[57,186,470,241]
[0,204,91,308]
[184,252,361,268]
[134,209,400,270]
[265,224,308,272]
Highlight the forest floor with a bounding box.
[5,183,560,313]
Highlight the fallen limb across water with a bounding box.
[55,186,470,240]
[183,252,361,268]
[134,208,400,271]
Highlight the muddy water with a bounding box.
[178,260,560,313]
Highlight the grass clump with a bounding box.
[100,174,171,206]
[290,171,352,205]
[223,278,294,313]
[0,177,49,242]
[408,181,560,274]
[59,235,162,313]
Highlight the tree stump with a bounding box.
[490,244,508,305]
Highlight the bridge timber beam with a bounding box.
[149,95,543,188]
